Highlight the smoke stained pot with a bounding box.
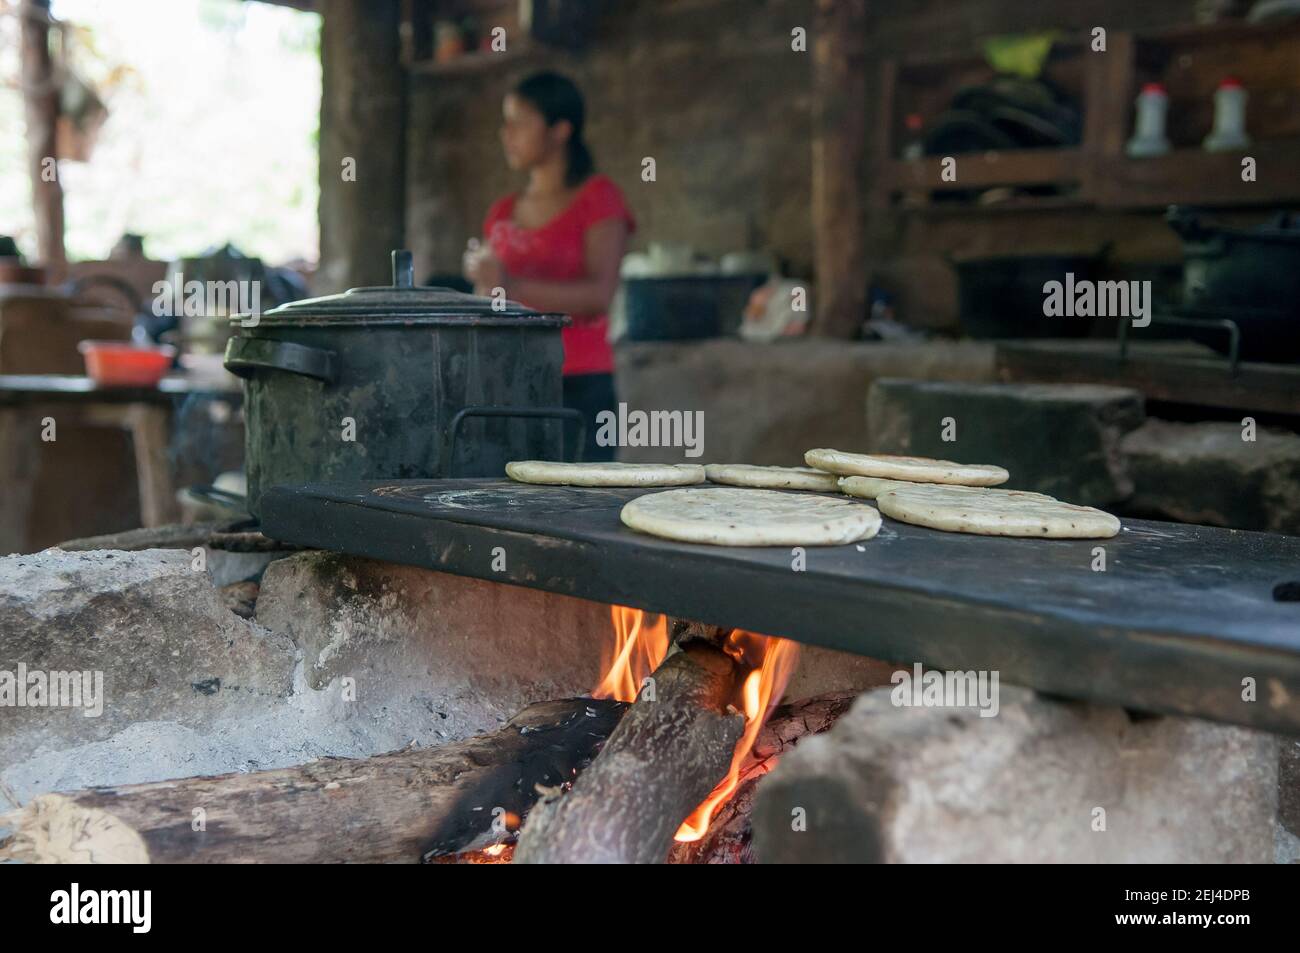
[225,250,572,516]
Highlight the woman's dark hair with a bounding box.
[513,71,594,187]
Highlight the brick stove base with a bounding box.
[754,686,1283,863]
[1,546,1293,862]
[0,547,891,806]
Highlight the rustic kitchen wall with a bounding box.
[407,0,814,280]
[404,0,1201,294]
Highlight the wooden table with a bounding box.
[0,374,240,552]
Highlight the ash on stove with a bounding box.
[370,481,633,513]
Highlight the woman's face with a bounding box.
[500,94,565,171]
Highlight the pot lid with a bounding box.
[240,250,568,326]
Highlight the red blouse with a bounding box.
[484,173,635,376]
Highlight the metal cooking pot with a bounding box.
[1166,206,1300,361]
[1167,207,1300,312]
[224,250,574,516]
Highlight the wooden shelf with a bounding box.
[409,43,534,75]
[401,0,526,75]
[875,19,1300,214]
[881,141,1300,210]
[401,0,598,75]
[1093,138,1300,208]
[899,196,1093,217]
[879,149,1085,193]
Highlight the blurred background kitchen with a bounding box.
[3,0,1299,554]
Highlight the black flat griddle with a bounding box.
[261,479,1300,734]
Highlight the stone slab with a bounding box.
[753,684,1277,863]
[867,379,1144,505]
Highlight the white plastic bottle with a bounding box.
[1203,77,1251,152]
[1126,83,1171,157]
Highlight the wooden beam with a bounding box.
[809,0,869,339]
[19,0,65,280]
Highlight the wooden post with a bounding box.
[125,404,180,528]
[0,407,40,553]
[78,402,180,528]
[809,0,869,339]
[1081,30,1135,207]
[19,0,65,281]
[317,0,408,293]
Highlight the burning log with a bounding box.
[515,638,746,864]
[670,774,765,864]
[668,691,855,864]
[0,698,625,864]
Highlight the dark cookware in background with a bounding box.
[623,273,767,341]
[170,244,309,355]
[1166,206,1300,362]
[924,77,1083,155]
[224,250,577,517]
[948,250,1106,339]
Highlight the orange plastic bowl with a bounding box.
[78,341,176,387]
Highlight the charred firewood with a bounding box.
[669,618,732,648]
[514,641,746,864]
[420,698,626,858]
[667,691,856,864]
[55,522,226,552]
[0,698,626,864]
[218,580,259,619]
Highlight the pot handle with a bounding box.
[1166,205,1216,242]
[224,337,338,384]
[448,405,587,467]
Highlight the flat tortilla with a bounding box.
[805,448,1009,486]
[839,476,1052,501]
[876,484,1120,538]
[838,475,917,499]
[620,487,881,546]
[705,463,841,492]
[505,461,705,487]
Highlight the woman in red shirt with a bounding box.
[463,71,635,463]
